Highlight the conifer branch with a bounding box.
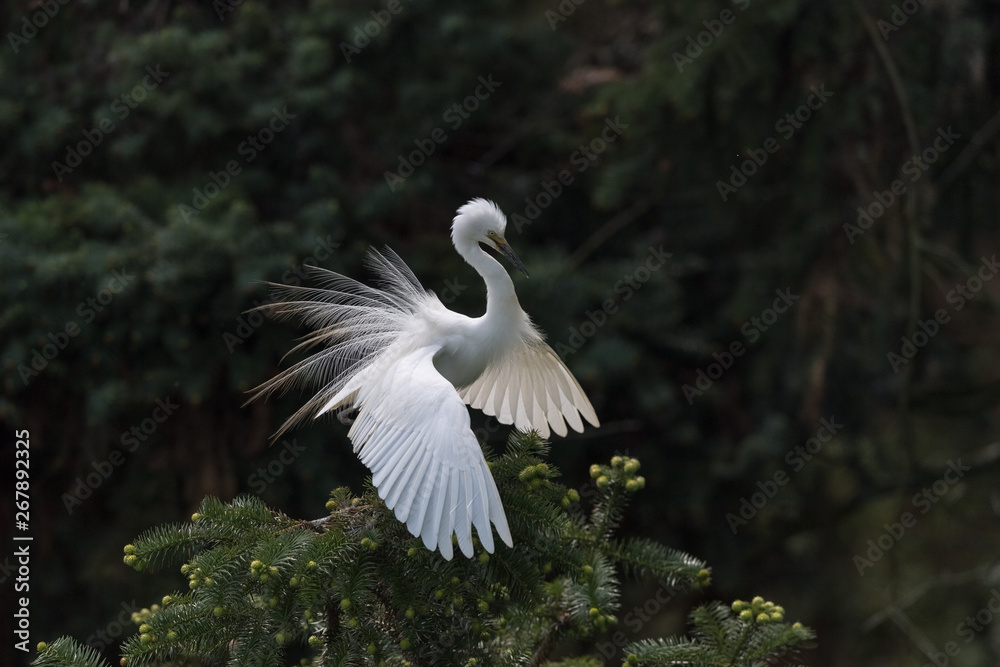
[33,433,815,667]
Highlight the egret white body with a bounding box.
[249,199,599,559]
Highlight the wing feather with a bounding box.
[366,429,407,480]
[393,443,433,519]
[526,364,547,433]
[513,366,530,431]
[439,471,458,559]
[455,467,472,557]
[420,460,446,550]
[469,462,494,552]
[381,432,422,507]
[501,366,518,424]
[487,381,504,422]
[459,339,599,437]
[346,345,511,560]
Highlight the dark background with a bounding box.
[3,0,1000,665]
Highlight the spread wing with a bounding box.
[457,339,599,438]
[330,345,512,560]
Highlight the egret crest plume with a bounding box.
[247,198,600,559]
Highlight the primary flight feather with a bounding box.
[248,199,599,559]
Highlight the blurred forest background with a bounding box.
[2,0,1000,665]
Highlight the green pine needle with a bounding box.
[34,433,815,667]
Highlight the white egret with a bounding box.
[248,199,599,559]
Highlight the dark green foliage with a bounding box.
[626,600,815,666]
[7,0,1000,664]
[32,433,811,666]
[33,640,111,667]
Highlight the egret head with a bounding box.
[453,199,529,278]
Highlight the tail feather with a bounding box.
[245,248,427,440]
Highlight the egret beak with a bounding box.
[494,239,529,278]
